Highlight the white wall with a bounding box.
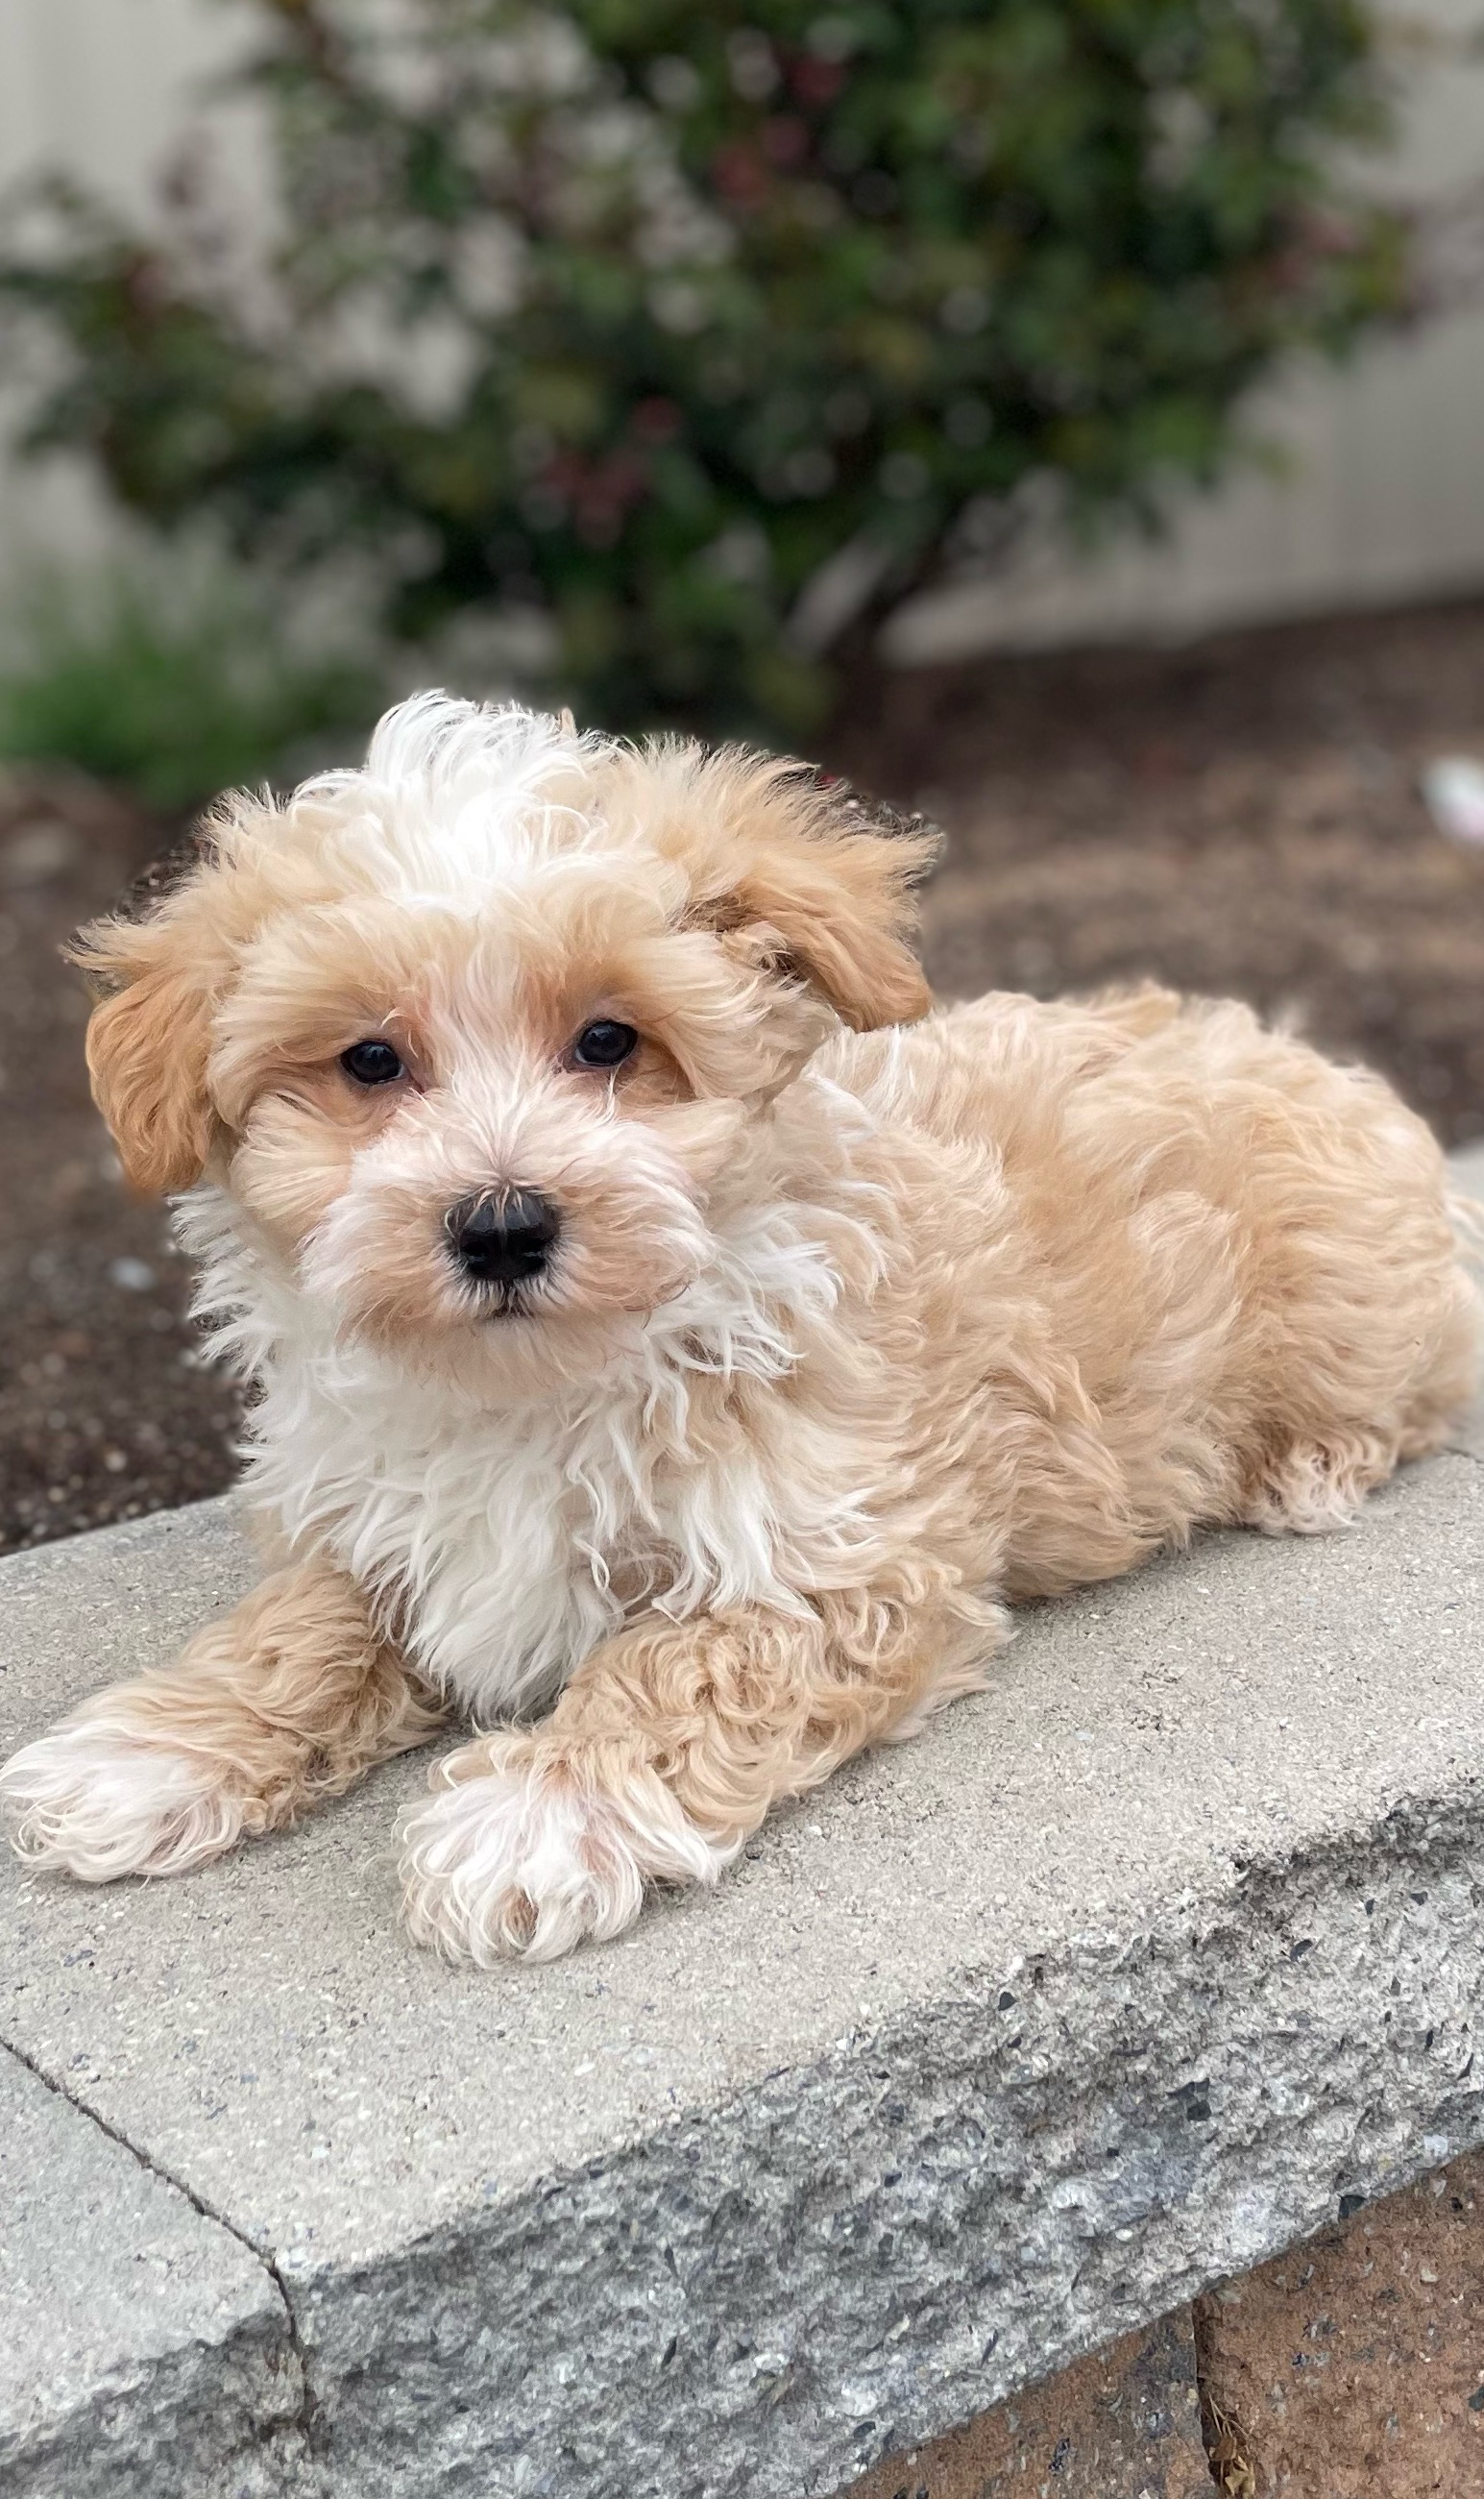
[0,0,235,207]
[0,0,250,565]
[2,0,1482,649]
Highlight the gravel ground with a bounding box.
[4,592,1484,1554]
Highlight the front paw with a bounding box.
[0,1719,249,1882]
[397,1735,729,1965]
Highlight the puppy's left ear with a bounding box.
[704,764,943,1032]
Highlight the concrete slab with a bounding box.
[4,1456,1483,2494]
[2,1156,1481,2498]
[0,2044,305,2499]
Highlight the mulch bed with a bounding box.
[839,597,1484,1136]
[0,772,241,1553]
[4,593,1484,1554]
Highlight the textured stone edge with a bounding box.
[1,2042,313,2499]
[271,1783,1484,2499]
[3,2313,309,2499]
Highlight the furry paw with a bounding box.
[397,1736,729,1964]
[0,1720,249,1881]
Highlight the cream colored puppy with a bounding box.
[3,698,1476,1962]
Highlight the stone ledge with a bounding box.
[2,1148,1480,2499]
[0,2045,305,2499]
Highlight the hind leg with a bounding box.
[1240,1430,1402,1536]
[1396,1275,1481,1460]
[1242,1268,1479,1534]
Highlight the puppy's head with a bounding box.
[76,697,938,1390]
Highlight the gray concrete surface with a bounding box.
[0,2046,305,2499]
[1,1149,1481,2498]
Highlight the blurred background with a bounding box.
[1,0,1482,1554]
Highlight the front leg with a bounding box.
[399,1594,997,1964]
[2,1554,444,1882]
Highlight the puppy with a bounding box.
[3,698,1477,1962]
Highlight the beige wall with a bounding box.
[2,0,1481,650]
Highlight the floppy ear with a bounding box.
[698,762,942,1033]
[69,908,220,1195]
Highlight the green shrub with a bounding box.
[0,556,379,815]
[0,0,1407,733]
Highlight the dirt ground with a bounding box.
[843,599,1484,1134]
[0,772,242,1553]
[4,592,1484,1554]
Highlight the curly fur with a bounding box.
[3,696,1475,1962]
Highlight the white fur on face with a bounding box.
[398,1735,731,1964]
[0,1719,248,1880]
[293,1061,730,1358]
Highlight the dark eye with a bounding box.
[572,1019,639,1069]
[340,1039,404,1087]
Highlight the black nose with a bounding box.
[446,1189,560,1287]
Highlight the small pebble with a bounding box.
[109,1257,158,1292]
[1422,754,1484,846]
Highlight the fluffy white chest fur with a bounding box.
[183,1180,877,1721]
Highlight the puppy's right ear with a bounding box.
[68,903,221,1195]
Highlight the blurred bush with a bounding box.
[0,0,1407,736]
[0,554,379,815]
